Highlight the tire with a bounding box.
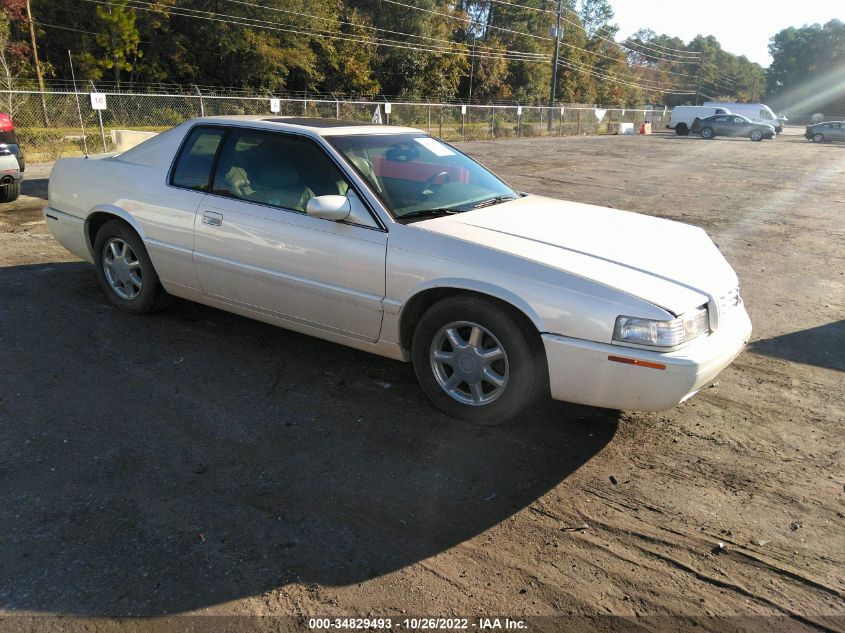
[93,219,171,314]
[812,133,824,143]
[411,295,547,425]
[750,129,763,142]
[700,126,714,139]
[675,123,689,136]
[0,181,20,202]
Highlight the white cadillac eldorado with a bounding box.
[44,116,751,424]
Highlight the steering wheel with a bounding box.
[418,171,451,200]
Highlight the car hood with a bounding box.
[415,195,738,315]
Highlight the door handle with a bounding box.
[202,211,223,226]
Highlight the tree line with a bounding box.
[0,0,842,113]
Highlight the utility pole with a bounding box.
[24,0,49,125]
[548,0,562,130]
[468,33,475,103]
[695,60,703,105]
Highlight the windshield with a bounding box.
[328,133,518,219]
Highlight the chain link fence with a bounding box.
[0,90,671,162]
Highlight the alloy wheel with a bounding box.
[102,238,142,300]
[430,321,509,406]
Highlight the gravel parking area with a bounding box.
[0,130,842,631]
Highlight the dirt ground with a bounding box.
[0,129,842,632]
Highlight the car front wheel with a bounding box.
[412,296,547,425]
[700,126,714,139]
[750,129,763,141]
[93,219,171,314]
[812,133,824,143]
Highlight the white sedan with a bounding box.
[44,116,751,424]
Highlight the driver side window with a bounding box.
[210,129,350,213]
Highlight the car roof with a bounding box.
[194,115,423,137]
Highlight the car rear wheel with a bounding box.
[750,129,763,142]
[812,133,824,143]
[411,295,547,425]
[0,181,20,202]
[93,219,171,314]
[700,126,714,139]
[675,123,689,136]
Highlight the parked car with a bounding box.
[692,114,776,141]
[667,105,732,136]
[702,101,786,133]
[44,116,751,424]
[805,121,845,143]
[0,112,24,202]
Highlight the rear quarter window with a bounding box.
[171,126,226,191]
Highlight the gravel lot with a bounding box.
[0,130,843,631]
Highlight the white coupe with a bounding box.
[44,116,751,423]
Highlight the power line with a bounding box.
[121,0,550,62]
[389,0,703,78]
[83,0,548,63]
[556,58,695,95]
[483,0,702,61]
[380,0,553,43]
[555,57,695,94]
[218,0,546,55]
[623,36,702,58]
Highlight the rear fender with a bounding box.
[85,205,147,258]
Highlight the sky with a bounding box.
[610,0,844,67]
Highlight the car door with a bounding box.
[192,127,387,342]
[155,125,227,290]
[830,123,845,141]
[711,115,729,135]
[728,117,746,137]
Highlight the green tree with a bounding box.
[91,0,142,86]
[767,19,845,114]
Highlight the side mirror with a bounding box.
[306,195,351,221]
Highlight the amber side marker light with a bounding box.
[607,355,666,370]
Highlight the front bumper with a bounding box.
[542,305,752,411]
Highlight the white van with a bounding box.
[668,105,732,136]
[702,102,786,133]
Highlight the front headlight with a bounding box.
[613,306,709,349]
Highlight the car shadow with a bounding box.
[0,261,619,616]
[750,321,845,372]
[21,177,48,200]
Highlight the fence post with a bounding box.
[516,105,521,138]
[460,102,465,141]
[67,50,88,156]
[193,84,204,117]
[427,103,431,133]
[577,109,582,135]
[490,105,494,139]
[90,80,107,153]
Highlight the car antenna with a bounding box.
[67,49,89,157]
